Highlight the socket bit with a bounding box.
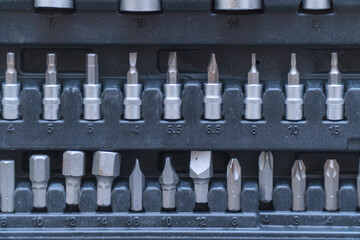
[204,54,222,120]
[35,0,74,9]
[324,159,339,211]
[120,0,161,12]
[129,159,145,211]
[291,160,306,211]
[0,160,15,212]
[92,151,121,207]
[227,158,241,212]
[302,0,331,10]
[63,151,85,206]
[259,151,273,203]
[159,157,179,209]
[2,52,21,120]
[189,151,213,204]
[215,0,262,10]
[29,155,50,208]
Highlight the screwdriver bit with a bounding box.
[164,52,182,120]
[159,157,179,209]
[285,53,303,121]
[302,0,331,10]
[124,53,142,120]
[63,151,85,206]
[244,54,263,120]
[326,53,344,121]
[83,54,102,120]
[204,53,222,120]
[29,155,50,208]
[120,0,161,12]
[324,159,339,211]
[291,159,306,211]
[43,53,61,121]
[35,0,74,9]
[227,158,241,212]
[129,159,145,211]
[215,0,262,10]
[92,151,120,207]
[258,151,273,203]
[0,160,15,212]
[190,151,213,204]
[2,52,21,120]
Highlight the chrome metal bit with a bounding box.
[46,53,58,85]
[324,159,339,211]
[127,52,138,84]
[29,155,50,208]
[291,159,306,211]
[207,53,219,84]
[159,157,179,209]
[227,158,241,212]
[5,53,17,84]
[204,54,222,120]
[288,53,300,85]
[248,53,259,85]
[329,53,341,85]
[0,160,15,212]
[129,159,145,212]
[167,52,178,84]
[259,151,273,203]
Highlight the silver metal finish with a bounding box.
[357,158,360,208]
[291,160,306,211]
[124,53,142,120]
[324,159,339,211]
[189,151,213,204]
[245,54,263,120]
[63,151,85,206]
[204,53,222,120]
[227,158,241,212]
[129,159,145,212]
[35,0,74,9]
[159,157,179,209]
[259,151,273,203]
[215,0,262,10]
[43,53,61,121]
[29,155,50,208]
[83,54,102,120]
[164,52,182,120]
[92,151,120,207]
[302,0,331,10]
[120,0,161,12]
[0,160,15,212]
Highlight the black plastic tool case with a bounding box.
[1,0,360,239]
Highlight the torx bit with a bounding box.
[43,53,61,120]
[288,53,299,85]
[0,160,15,212]
[324,159,339,211]
[258,151,273,203]
[29,155,50,208]
[291,159,306,211]
[83,54,102,120]
[326,52,344,121]
[159,157,179,209]
[244,54,263,120]
[204,54,222,120]
[63,151,85,206]
[357,158,360,208]
[189,151,213,204]
[124,52,142,120]
[2,53,21,120]
[92,151,120,207]
[129,159,145,212]
[227,158,241,212]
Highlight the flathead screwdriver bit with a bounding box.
[0,160,15,212]
[159,157,179,209]
[245,54,263,120]
[259,151,273,203]
[291,160,306,211]
[324,159,339,211]
[2,53,21,120]
[227,158,241,212]
[129,159,145,212]
[29,155,50,208]
[190,151,213,204]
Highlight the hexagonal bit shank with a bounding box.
[259,151,273,203]
[129,159,145,211]
[227,158,241,212]
[159,157,179,209]
[29,155,50,208]
[0,160,15,212]
[324,159,339,211]
[291,160,306,211]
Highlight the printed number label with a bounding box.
[135,18,145,28]
[329,125,340,136]
[65,217,76,227]
[47,124,54,134]
[167,125,182,135]
[227,18,240,29]
[288,125,299,135]
[206,125,221,135]
[7,124,14,133]
[97,217,107,227]
[293,216,299,225]
[196,217,207,227]
[88,124,94,134]
[1,217,7,227]
[127,217,140,227]
[251,125,258,135]
[161,217,172,227]
[231,217,237,226]
[33,217,43,227]
[133,125,140,134]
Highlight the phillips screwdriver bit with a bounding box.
[63,151,85,206]
[204,53,222,120]
[227,158,241,212]
[129,159,145,212]
[124,53,142,120]
[324,159,339,211]
[2,53,21,120]
[291,159,306,211]
[245,54,263,120]
[0,160,15,212]
[285,53,304,121]
[164,52,182,120]
[43,53,61,121]
[326,53,344,121]
[258,151,273,203]
[159,157,179,209]
[190,151,213,204]
[29,155,50,208]
[83,54,102,120]
[92,151,120,207]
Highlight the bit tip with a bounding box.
[329,52,341,85]
[227,158,241,181]
[248,53,259,84]
[288,53,300,85]
[291,159,306,181]
[129,159,145,193]
[207,53,219,84]
[159,157,179,186]
[127,52,139,84]
[324,159,339,178]
[86,53,99,85]
[167,52,178,84]
[46,53,57,85]
[259,151,273,171]
[5,52,17,84]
